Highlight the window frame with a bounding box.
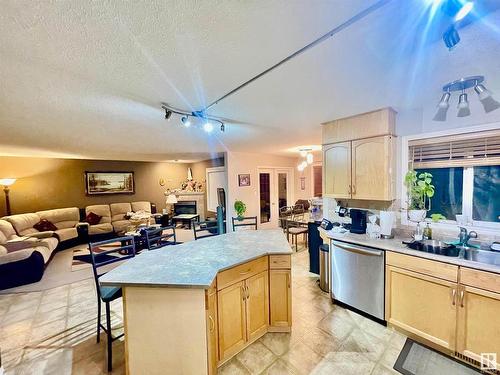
[401,123,500,235]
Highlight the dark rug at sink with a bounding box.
[394,339,481,375]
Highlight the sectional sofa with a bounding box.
[0,201,155,290]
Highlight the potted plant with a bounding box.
[404,170,435,222]
[234,200,246,220]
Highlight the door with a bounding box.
[245,271,269,342]
[351,135,393,200]
[258,168,292,228]
[456,285,500,364]
[206,167,226,213]
[217,281,246,360]
[386,266,457,350]
[206,291,218,374]
[323,142,351,198]
[269,270,292,328]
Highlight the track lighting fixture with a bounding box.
[165,109,172,120]
[433,76,499,121]
[161,104,225,133]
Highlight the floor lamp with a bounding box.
[0,178,16,216]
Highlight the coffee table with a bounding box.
[171,214,200,229]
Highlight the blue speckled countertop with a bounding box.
[100,229,292,289]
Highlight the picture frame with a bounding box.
[238,174,251,187]
[85,171,135,195]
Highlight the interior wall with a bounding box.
[226,151,297,224]
[189,156,225,218]
[0,156,222,216]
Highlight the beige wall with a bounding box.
[226,151,298,223]
[0,156,223,216]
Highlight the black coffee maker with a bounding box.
[349,209,367,234]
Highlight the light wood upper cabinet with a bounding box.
[386,265,457,351]
[352,135,395,200]
[217,281,247,361]
[456,285,500,364]
[245,271,269,342]
[323,142,351,199]
[269,269,292,330]
[206,291,218,375]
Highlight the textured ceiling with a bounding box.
[1,0,500,161]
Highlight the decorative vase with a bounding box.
[408,209,427,222]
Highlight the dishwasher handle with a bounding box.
[333,242,384,257]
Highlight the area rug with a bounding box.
[394,339,481,375]
[71,242,126,272]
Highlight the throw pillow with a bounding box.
[33,219,58,232]
[85,212,102,225]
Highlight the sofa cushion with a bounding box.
[110,203,132,222]
[88,223,114,236]
[55,228,78,242]
[36,207,80,229]
[0,220,18,243]
[131,201,151,213]
[85,212,102,225]
[85,205,111,223]
[33,219,58,232]
[111,220,131,234]
[0,245,6,256]
[39,237,58,252]
[5,213,41,236]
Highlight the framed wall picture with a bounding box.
[300,177,306,190]
[238,174,251,187]
[85,171,135,195]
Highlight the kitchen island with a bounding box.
[101,229,293,374]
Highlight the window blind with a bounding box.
[409,130,500,169]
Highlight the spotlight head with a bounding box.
[300,150,307,157]
[454,1,474,22]
[181,116,191,127]
[203,122,214,133]
[457,93,470,117]
[474,84,491,101]
[437,92,451,109]
[433,107,448,122]
[443,25,460,50]
[220,123,225,132]
[306,153,314,164]
[165,109,172,120]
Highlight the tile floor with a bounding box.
[0,237,407,375]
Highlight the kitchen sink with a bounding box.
[463,248,500,266]
[407,240,460,257]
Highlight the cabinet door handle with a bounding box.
[245,285,250,300]
[241,285,246,300]
[208,315,215,332]
[348,184,352,195]
[451,288,457,306]
[287,273,291,289]
[352,185,356,194]
[460,289,465,308]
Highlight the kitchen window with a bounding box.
[407,128,500,229]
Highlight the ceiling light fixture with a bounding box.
[306,153,314,164]
[161,104,225,133]
[297,148,314,171]
[433,76,499,121]
[454,1,474,21]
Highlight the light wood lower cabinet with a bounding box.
[206,290,218,375]
[386,265,458,350]
[246,271,269,342]
[269,269,292,330]
[456,283,500,364]
[217,281,247,361]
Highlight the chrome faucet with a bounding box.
[459,227,478,247]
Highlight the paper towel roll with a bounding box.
[380,211,395,236]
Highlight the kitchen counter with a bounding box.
[319,228,500,275]
[100,229,292,288]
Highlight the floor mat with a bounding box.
[394,339,481,375]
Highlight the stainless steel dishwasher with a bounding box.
[331,240,385,321]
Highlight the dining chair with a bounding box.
[286,211,308,252]
[231,216,258,231]
[142,225,177,250]
[89,236,136,372]
[193,220,219,240]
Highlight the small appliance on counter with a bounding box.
[379,211,395,239]
[349,209,367,234]
[320,218,334,230]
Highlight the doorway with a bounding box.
[258,168,293,228]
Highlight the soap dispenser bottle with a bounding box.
[423,223,432,240]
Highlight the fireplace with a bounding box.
[173,200,197,216]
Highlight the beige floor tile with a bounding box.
[339,328,386,362]
[301,327,343,357]
[359,318,393,342]
[260,358,300,375]
[379,344,402,369]
[218,358,251,375]
[236,341,277,374]
[310,352,376,375]
[281,341,324,374]
[317,309,356,340]
[371,363,400,375]
[259,332,298,356]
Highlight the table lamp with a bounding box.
[0,178,16,216]
[166,193,178,215]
